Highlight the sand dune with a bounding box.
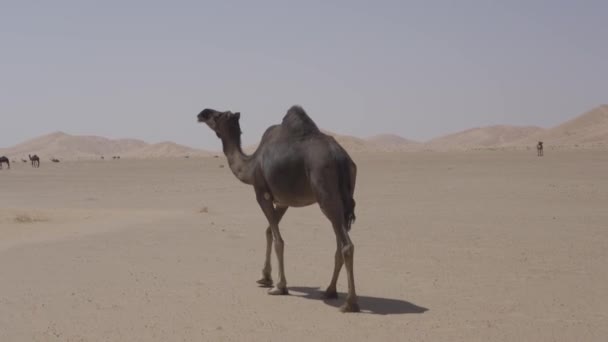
[367,134,420,151]
[507,105,608,149]
[322,130,370,152]
[425,125,545,150]
[122,141,211,159]
[368,133,418,145]
[0,132,210,160]
[3,105,608,160]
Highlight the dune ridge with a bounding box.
[506,105,608,149]
[0,132,210,160]
[425,125,545,151]
[2,105,608,158]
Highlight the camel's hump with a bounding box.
[281,105,320,135]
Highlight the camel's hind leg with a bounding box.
[257,206,288,287]
[314,182,359,312]
[323,238,343,299]
[335,221,359,312]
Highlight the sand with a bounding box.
[508,105,608,149]
[1,151,607,341]
[426,125,545,151]
[3,105,608,161]
[0,132,210,161]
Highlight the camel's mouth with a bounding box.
[197,113,208,123]
[197,108,217,123]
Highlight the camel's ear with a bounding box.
[234,112,240,120]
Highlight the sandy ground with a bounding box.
[1,151,607,341]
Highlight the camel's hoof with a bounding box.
[256,277,273,288]
[268,286,289,295]
[340,302,360,313]
[322,289,338,299]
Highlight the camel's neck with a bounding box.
[220,133,255,185]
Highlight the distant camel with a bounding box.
[197,105,359,312]
[29,154,40,167]
[51,158,60,163]
[0,156,9,169]
[21,158,28,163]
[537,141,544,157]
[101,156,105,160]
[112,156,120,160]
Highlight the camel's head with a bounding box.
[197,108,241,139]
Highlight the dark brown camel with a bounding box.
[537,141,544,157]
[0,156,9,169]
[29,154,40,168]
[197,105,359,312]
[51,158,60,163]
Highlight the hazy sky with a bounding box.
[1,1,607,149]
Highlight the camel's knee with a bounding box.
[273,236,284,251]
[265,226,273,240]
[341,243,354,260]
[334,247,343,261]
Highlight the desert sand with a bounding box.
[1,150,607,341]
[0,132,211,161]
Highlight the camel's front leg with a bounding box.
[268,223,288,295]
[257,206,287,287]
[256,226,274,287]
[255,189,289,295]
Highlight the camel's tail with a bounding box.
[338,158,357,232]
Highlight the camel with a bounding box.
[537,141,544,157]
[197,105,359,312]
[0,156,9,169]
[21,158,28,163]
[29,154,40,168]
[51,158,60,163]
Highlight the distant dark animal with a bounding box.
[51,158,60,163]
[21,159,28,163]
[29,154,40,167]
[537,141,544,157]
[101,156,105,160]
[0,156,9,169]
[112,156,121,160]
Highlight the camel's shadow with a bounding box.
[288,286,428,315]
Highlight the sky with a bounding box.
[1,0,607,149]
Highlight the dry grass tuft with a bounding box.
[13,213,49,224]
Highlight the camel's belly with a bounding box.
[260,156,317,207]
[268,183,317,207]
[272,194,316,208]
